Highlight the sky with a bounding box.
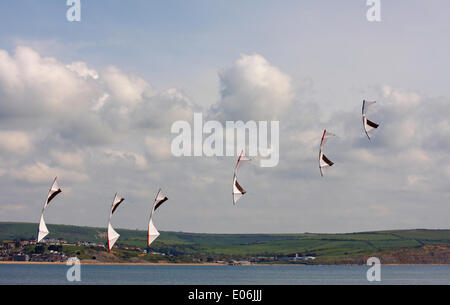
[0,0,449,234]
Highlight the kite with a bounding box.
[319,130,336,177]
[362,100,380,140]
[37,177,62,242]
[107,193,125,252]
[147,189,168,247]
[233,150,251,204]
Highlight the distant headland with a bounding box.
[1,222,449,265]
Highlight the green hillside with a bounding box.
[1,222,449,264]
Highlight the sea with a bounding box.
[0,264,449,285]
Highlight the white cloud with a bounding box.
[0,46,198,148]
[0,131,33,154]
[131,88,197,130]
[403,149,432,165]
[1,204,25,211]
[102,149,148,170]
[66,61,99,79]
[50,150,84,168]
[350,148,381,165]
[9,162,89,183]
[407,175,424,186]
[209,53,293,121]
[0,46,98,120]
[145,136,172,160]
[382,85,421,107]
[446,165,450,178]
[0,46,449,233]
[369,205,391,217]
[102,66,149,106]
[288,130,321,160]
[92,93,109,111]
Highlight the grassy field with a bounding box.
[1,222,449,264]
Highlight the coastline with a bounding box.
[0,261,227,266]
[1,261,449,266]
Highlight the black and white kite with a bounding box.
[232,150,251,205]
[147,188,168,247]
[319,130,336,177]
[107,193,125,252]
[362,100,380,140]
[37,177,62,242]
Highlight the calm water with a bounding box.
[0,264,449,285]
